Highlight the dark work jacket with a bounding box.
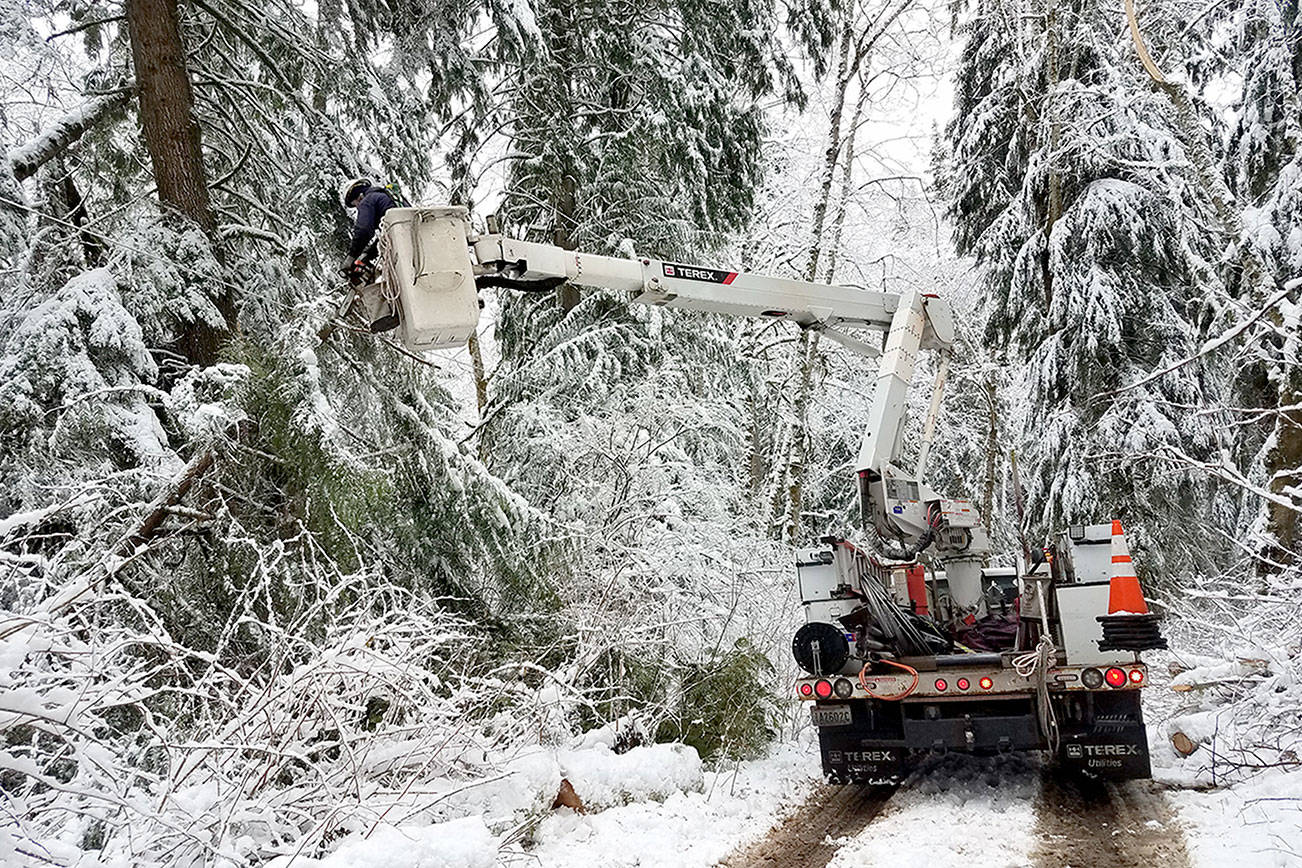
[348,186,397,259]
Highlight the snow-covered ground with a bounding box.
[507,739,820,868]
[274,681,1301,868]
[827,753,1038,868]
[1144,651,1302,868]
[273,734,821,868]
[1165,771,1302,868]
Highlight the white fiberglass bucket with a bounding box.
[379,207,480,351]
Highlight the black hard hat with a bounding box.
[342,177,371,208]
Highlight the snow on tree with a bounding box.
[0,268,167,500]
[945,0,1231,580]
[1217,0,1302,564]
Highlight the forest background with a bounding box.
[0,0,1298,864]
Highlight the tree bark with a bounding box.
[313,0,342,112]
[127,0,215,234]
[128,0,232,367]
[554,173,581,311]
[468,331,490,415]
[785,330,821,544]
[822,69,869,284]
[982,371,1000,524]
[57,162,105,265]
[783,13,855,542]
[546,0,581,313]
[804,18,855,287]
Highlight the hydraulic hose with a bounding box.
[858,658,919,701]
[475,274,568,293]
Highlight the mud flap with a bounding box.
[821,742,909,784]
[1058,723,1152,779]
[816,700,910,783]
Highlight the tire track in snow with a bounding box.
[824,753,1040,867]
[1033,771,1190,868]
[716,782,896,868]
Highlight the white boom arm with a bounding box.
[379,206,987,607]
[469,229,956,472]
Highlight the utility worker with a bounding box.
[341,177,399,332]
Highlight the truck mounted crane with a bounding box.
[362,205,1166,782]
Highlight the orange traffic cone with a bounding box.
[1107,519,1149,615]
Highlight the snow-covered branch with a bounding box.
[7,91,131,182]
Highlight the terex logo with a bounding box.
[844,750,895,763]
[661,262,738,284]
[1068,743,1140,758]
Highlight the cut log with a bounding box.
[1171,731,1199,757]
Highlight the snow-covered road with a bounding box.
[500,736,1296,868]
[285,722,1299,868]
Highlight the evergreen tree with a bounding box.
[467,0,830,516]
[1114,0,1302,567]
[945,0,1230,579]
[1220,0,1302,563]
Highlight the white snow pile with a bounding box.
[273,817,498,868]
[501,734,822,868]
[274,735,817,868]
[556,741,704,808]
[1142,572,1302,866]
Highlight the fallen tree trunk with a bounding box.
[119,449,216,557]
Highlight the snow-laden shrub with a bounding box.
[0,575,497,865]
[1162,568,1302,785]
[0,267,167,474]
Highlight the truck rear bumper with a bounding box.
[815,690,1150,781]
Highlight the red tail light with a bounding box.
[1128,669,1144,685]
[1105,667,1127,688]
[979,677,994,691]
[814,679,834,698]
[956,677,970,691]
[934,678,948,692]
[799,682,813,697]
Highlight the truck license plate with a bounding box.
[811,704,852,727]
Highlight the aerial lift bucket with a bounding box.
[379,207,481,351]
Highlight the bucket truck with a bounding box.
[365,206,1166,782]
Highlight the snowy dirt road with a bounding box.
[1033,772,1190,868]
[716,783,896,868]
[716,754,1192,868]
